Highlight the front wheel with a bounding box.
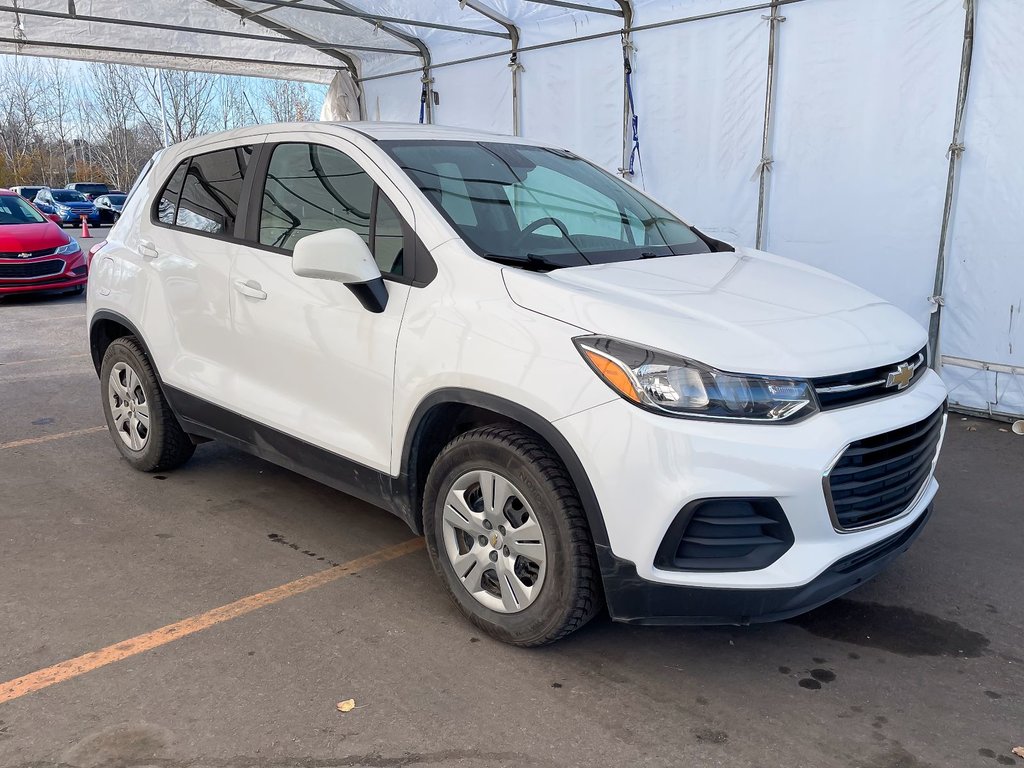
[99,336,195,472]
[423,425,601,646]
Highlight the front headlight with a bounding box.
[55,205,69,213]
[574,336,818,422]
[54,241,80,255]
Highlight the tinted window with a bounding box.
[259,143,372,251]
[107,195,126,205]
[74,183,108,195]
[157,161,188,225]
[175,146,252,235]
[373,193,404,276]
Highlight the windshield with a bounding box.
[106,194,126,205]
[74,184,107,195]
[0,195,46,224]
[18,187,42,199]
[52,190,88,203]
[381,140,710,269]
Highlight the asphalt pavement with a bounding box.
[1,233,1022,768]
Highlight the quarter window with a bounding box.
[373,194,404,276]
[156,160,188,226]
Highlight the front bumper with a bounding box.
[56,210,100,224]
[601,504,931,624]
[0,252,87,295]
[554,368,948,623]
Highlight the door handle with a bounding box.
[234,279,268,301]
[138,239,158,259]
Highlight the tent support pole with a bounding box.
[928,0,975,371]
[315,0,430,123]
[617,2,635,179]
[754,0,784,250]
[459,1,521,134]
[203,0,363,117]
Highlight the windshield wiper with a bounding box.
[483,253,567,272]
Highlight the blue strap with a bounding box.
[624,57,641,176]
[419,83,427,124]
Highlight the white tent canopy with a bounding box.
[1,0,1020,418]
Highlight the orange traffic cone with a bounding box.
[80,215,90,238]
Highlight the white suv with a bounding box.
[87,123,948,645]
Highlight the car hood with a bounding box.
[501,246,927,378]
[55,200,94,207]
[0,222,71,252]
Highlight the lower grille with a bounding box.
[655,498,794,572]
[0,259,65,279]
[824,406,945,531]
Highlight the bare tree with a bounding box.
[80,63,159,190]
[140,68,217,143]
[0,56,45,184]
[42,59,74,186]
[216,76,259,130]
[262,79,315,122]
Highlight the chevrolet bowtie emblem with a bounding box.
[886,362,914,390]
[17,252,31,259]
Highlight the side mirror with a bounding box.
[292,227,388,313]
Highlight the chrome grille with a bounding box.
[812,348,927,410]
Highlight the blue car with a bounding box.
[33,188,101,227]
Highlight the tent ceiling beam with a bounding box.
[519,1,622,17]
[0,35,345,72]
[243,0,510,39]
[0,5,418,56]
[204,0,357,73]
[313,0,434,121]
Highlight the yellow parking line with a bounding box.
[0,353,90,366]
[0,426,106,450]
[0,538,425,705]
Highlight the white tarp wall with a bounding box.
[0,0,1018,416]
[360,0,1023,418]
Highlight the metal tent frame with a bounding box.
[0,0,1015,418]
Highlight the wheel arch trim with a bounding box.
[400,388,611,551]
[89,309,162,380]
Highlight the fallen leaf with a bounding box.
[1012,746,1024,759]
[336,699,356,713]
[967,425,977,432]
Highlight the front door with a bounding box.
[224,135,415,473]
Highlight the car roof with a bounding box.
[161,121,558,160]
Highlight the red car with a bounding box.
[0,189,87,297]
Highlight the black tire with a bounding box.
[99,336,195,472]
[423,425,601,646]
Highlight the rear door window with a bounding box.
[174,146,253,235]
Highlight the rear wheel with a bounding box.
[99,337,195,472]
[423,425,601,646]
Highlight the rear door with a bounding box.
[223,133,415,472]
[136,138,265,407]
